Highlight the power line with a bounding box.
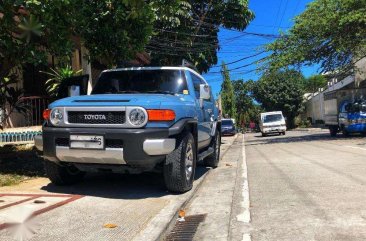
[208,57,266,74]
[272,0,284,34]
[278,0,290,30]
[210,51,266,67]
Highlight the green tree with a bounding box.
[220,63,236,118]
[77,0,154,67]
[232,80,254,114]
[264,0,366,75]
[0,0,155,78]
[232,79,257,126]
[0,1,78,81]
[253,69,305,128]
[148,0,254,73]
[303,75,327,93]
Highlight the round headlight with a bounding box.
[129,108,146,126]
[50,108,63,126]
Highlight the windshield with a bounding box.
[92,70,188,95]
[263,114,283,123]
[222,119,234,126]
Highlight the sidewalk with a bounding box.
[175,134,250,241]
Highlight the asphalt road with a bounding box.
[245,130,366,241]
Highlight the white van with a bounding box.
[259,111,287,136]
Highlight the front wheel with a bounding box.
[44,161,85,185]
[163,132,196,193]
[204,131,221,168]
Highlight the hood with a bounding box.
[49,94,194,109]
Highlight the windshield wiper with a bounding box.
[145,90,176,95]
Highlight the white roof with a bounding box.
[260,111,283,115]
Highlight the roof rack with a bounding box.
[182,59,199,72]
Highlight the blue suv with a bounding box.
[36,67,221,193]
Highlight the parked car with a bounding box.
[324,88,366,137]
[259,111,287,136]
[35,66,221,193]
[221,118,236,136]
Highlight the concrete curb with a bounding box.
[132,169,210,241]
[134,135,237,241]
[293,128,327,132]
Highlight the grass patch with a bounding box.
[0,144,45,187]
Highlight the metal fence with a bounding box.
[20,96,52,127]
[0,130,42,144]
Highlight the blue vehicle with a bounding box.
[341,100,366,136]
[221,119,236,136]
[35,67,221,193]
[324,89,366,137]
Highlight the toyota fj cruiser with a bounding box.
[35,67,221,193]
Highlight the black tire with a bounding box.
[329,126,338,137]
[261,132,267,137]
[342,129,349,137]
[44,160,85,185]
[163,132,196,193]
[204,131,221,168]
[282,131,286,135]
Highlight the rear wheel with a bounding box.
[164,132,196,193]
[44,161,85,185]
[329,126,338,137]
[204,131,221,168]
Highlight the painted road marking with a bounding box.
[236,135,251,241]
[0,194,83,230]
[237,134,251,223]
[345,146,366,151]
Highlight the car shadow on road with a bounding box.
[41,166,210,199]
[246,132,365,146]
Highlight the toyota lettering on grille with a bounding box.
[84,114,107,120]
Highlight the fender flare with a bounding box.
[168,118,198,136]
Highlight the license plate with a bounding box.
[70,135,104,150]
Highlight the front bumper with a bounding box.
[262,126,286,134]
[40,126,176,168]
[221,129,236,135]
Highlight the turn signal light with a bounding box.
[43,109,51,120]
[147,109,176,121]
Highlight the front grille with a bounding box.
[56,138,69,146]
[67,111,126,124]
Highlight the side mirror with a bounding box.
[200,84,210,100]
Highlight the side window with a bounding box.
[191,73,203,99]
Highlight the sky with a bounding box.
[202,0,318,97]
